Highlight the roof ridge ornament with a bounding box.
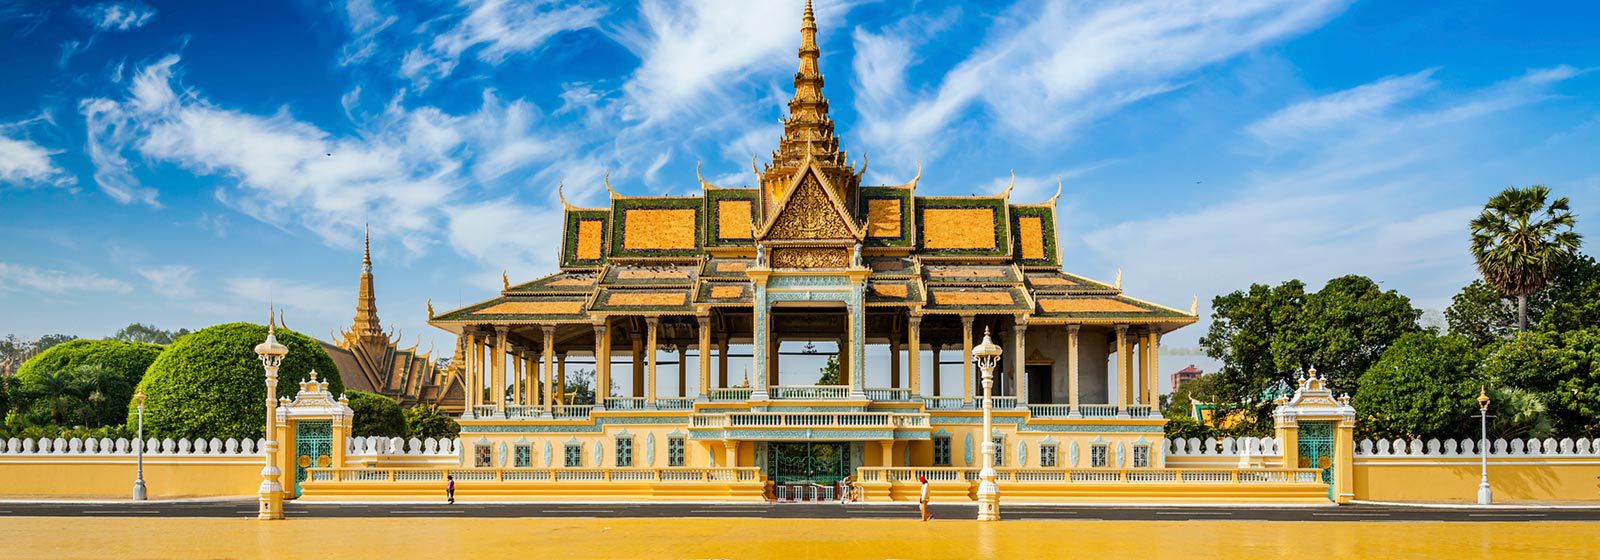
[604,170,621,199]
[1191,295,1199,316]
[696,161,718,190]
[1114,268,1123,290]
[1001,169,1015,198]
[1046,178,1063,206]
[558,181,574,210]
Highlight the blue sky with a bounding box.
[1,0,1598,374]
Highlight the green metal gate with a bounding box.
[766,442,851,485]
[293,420,333,497]
[1297,421,1335,501]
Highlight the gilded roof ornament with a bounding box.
[856,153,868,182]
[1001,169,1015,198]
[558,181,574,210]
[894,160,922,191]
[1191,295,1199,316]
[696,161,718,190]
[502,270,510,291]
[604,170,622,199]
[427,299,434,319]
[1046,178,1063,206]
[1114,268,1123,290]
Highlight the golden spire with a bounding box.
[362,223,372,274]
[760,0,858,215]
[352,225,382,341]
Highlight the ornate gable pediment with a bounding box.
[757,162,861,242]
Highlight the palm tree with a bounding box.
[1469,185,1582,330]
[70,365,128,428]
[24,369,83,426]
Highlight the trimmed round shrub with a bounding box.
[405,404,460,439]
[15,339,162,427]
[134,323,341,439]
[346,390,407,438]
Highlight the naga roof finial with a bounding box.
[604,170,621,199]
[558,181,575,210]
[696,160,718,190]
[1114,268,1123,290]
[1001,169,1016,198]
[1191,295,1199,316]
[427,298,434,319]
[1046,178,1063,206]
[502,270,510,291]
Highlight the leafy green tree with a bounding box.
[1200,275,1419,434]
[109,323,191,345]
[1275,275,1422,396]
[346,390,408,438]
[1354,333,1481,440]
[20,368,81,426]
[1,334,81,377]
[135,323,341,439]
[1470,185,1582,330]
[561,368,612,405]
[1480,327,1600,435]
[404,404,461,439]
[13,339,161,426]
[1447,256,1600,348]
[1485,386,1553,440]
[71,364,131,428]
[816,354,841,385]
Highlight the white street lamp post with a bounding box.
[972,327,1003,522]
[131,389,146,501]
[1476,387,1493,505]
[255,314,290,520]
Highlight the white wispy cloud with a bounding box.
[335,0,397,66]
[852,0,1350,166]
[0,262,131,294]
[136,265,197,299]
[1247,69,1437,142]
[400,0,607,86]
[1081,65,1584,343]
[0,124,74,190]
[226,277,346,318]
[76,1,157,31]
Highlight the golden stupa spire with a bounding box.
[760,0,859,215]
[352,224,383,341]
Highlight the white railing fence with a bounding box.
[1,436,265,456]
[346,436,460,456]
[1166,437,1282,456]
[1357,437,1600,457]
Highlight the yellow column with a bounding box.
[557,352,567,405]
[1334,422,1354,504]
[1115,325,1129,408]
[717,334,729,389]
[1013,317,1027,406]
[1277,424,1300,474]
[645,317,659,406]
[907,315,922,397]
[889,339,901,389]
[1067,325,1080,413]
[594,322,611,407]
[541,325,555,416]
[880,441,895,467]
[464,331,479,411]
[677,345,687,398]
[724,440,740,468]
[697,316,712,399]
[511,346,523,408]
[493,327,508,413]
[1139,330,1152,405]
[632,333,644,398]
[1149,330,1162,408]
[961,316,975,405]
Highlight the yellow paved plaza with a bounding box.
[4,517,1598,559]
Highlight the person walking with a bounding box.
[918,475,932,521]
[446,475,455,504]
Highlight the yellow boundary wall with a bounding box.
[1354,456,1600,502]
[0,455,260,499]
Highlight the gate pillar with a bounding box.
[1272,367,1355,503]
[275,371,354,498]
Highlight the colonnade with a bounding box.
[455,317,1165,414]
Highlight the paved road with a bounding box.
[1,501,1596,522]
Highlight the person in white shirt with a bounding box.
[918,475,932,521]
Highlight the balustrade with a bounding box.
[1077,404,1120,418]
[471,405,498,417]
[604,397,649,410]
[1125,405,1154,418]
[990,396,1019,409]
[922,397,967,410]
[551,405,593,419]
[1027,404,1072,418]
[771,385,851,400]
[691,412,928,429]
[708,388,752,402]
[854,467,1322,485]
[656,398,696,411]
[305,467,763,484]
[864,388,912,402]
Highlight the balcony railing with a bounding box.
[307,467,764,484]
[855,467,1321,484]
[708,388,752,402]
[771,385,851,400]
[656,398,695,411]
[1077,404,1121,418]
[923,397,967,410]
[988,396,1019,409]
[864,388,912,402]
[470,405,497,417]
[691,412,928,429]
[1028,404,1072,418]
[604,397,648,410]
[552,405,593,419]
[1125,405,1154,418]
[504,405,540,419]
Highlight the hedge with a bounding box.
[133,323,341,439]
[15,339,162,426]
